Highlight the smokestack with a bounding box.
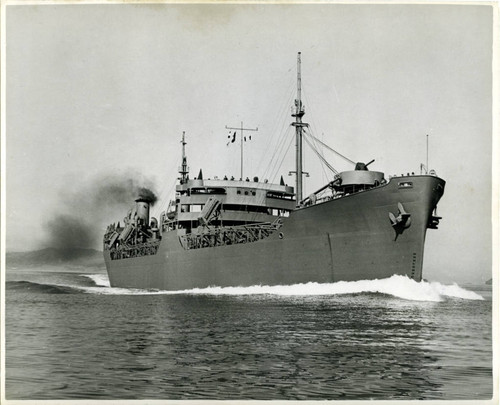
[135,198,150,226]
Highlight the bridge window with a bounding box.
[224,204,268,214]
[191,188,226,195]
[266,191,293,200]
[191,204,204,213]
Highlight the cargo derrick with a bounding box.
[179,218,283,250]
[103,197,160,260]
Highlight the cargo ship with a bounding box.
[103,53,445,290]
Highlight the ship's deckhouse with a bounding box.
[173,178,295,232]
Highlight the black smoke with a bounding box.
[45,215,95,250]
[42,171,158,252]
[138,187,158,205]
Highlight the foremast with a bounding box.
[291,52,308,205]
[179,131,189,184]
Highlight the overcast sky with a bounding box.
[4,3,495,283]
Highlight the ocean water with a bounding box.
[5,268,493,401]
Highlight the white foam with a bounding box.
[78,274,484,301]
[81,274,111,287]
[429,280,485,300]
[175,275,484,302]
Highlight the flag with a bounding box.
[226,131,236,146]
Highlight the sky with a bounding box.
[3,3,496,284]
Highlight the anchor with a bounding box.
[389,202,411,240]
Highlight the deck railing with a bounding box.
[179,219,283,250]
[108,240,161,260]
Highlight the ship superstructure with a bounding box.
[103,53,445,290]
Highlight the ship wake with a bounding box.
[80,274,483,302]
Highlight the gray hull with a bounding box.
[105,175,445,290]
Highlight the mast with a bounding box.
[240,122,243,179]
[426,134,429,174]
[291,52,308,204]
[179,131,189,184]
[225,122,258,179]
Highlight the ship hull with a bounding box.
[105,175,445,290]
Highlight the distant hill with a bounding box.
[485,278,492,285]
[6,247,104,269]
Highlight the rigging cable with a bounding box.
[151,175,177,219]
[272,131,295,182]
[304,126,337,181]
[301,88,331,184]
[303,132,339,175]
[305,129,356,166]
[264,125,292,183]
[260,80,297,182]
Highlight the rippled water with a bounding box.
[5,268,493,400]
